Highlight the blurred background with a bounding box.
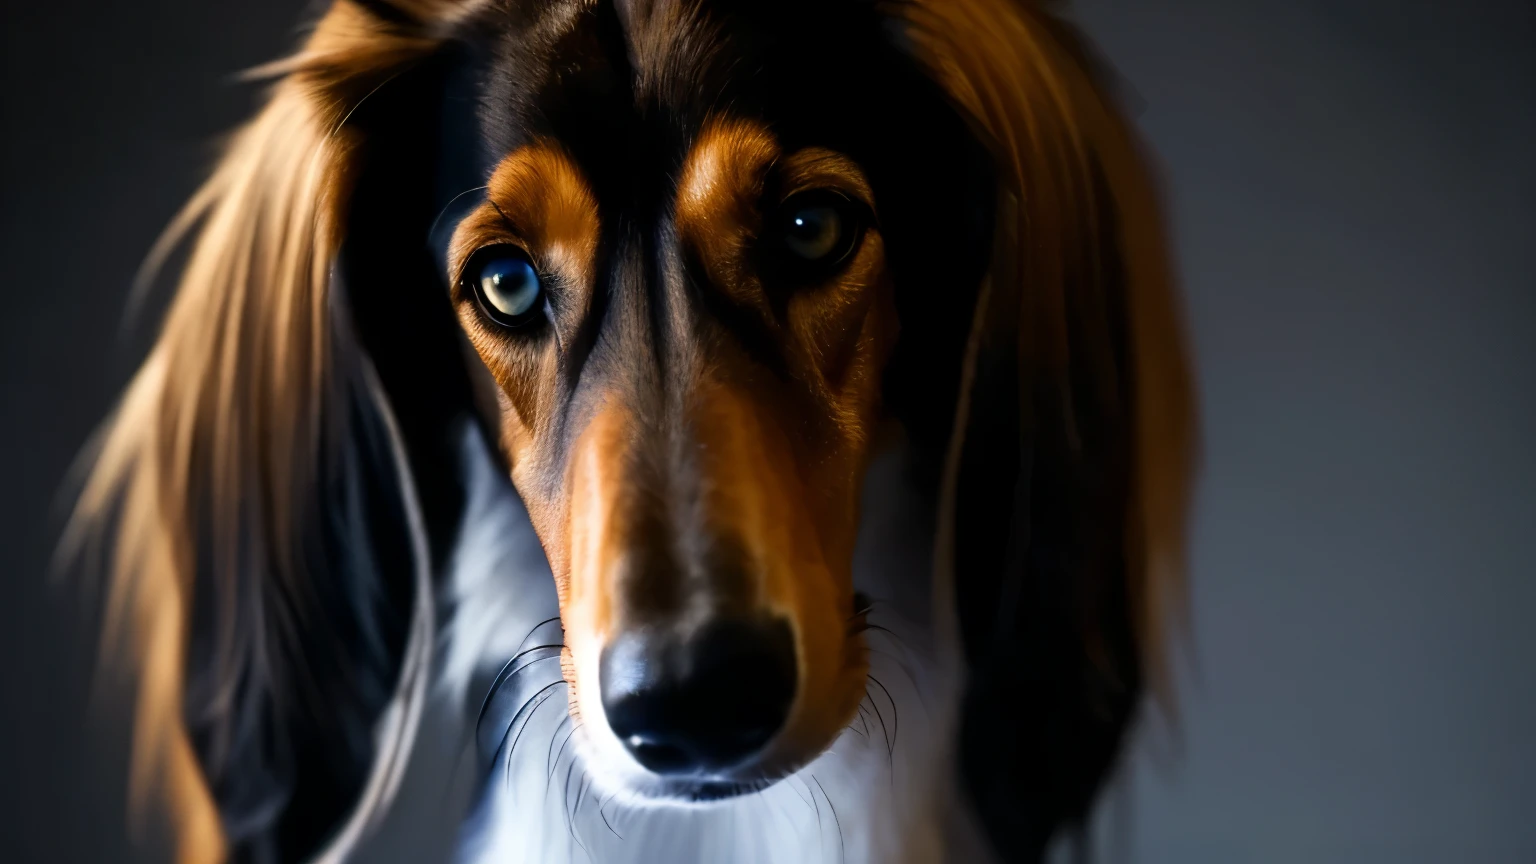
[1,0,1532,861]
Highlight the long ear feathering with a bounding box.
[890,0,1199,856]
[60,2,488,862]
[897,0,1197,706]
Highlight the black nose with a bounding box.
[600,616,798,774]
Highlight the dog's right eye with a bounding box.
[463,245,544,328]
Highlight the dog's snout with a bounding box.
[599,616,797,774]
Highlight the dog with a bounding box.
[67,1,1197,862]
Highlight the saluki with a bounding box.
[68,1,1197,862]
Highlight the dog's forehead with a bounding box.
[479,0,891,189]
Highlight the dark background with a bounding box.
[2,0,1532,861]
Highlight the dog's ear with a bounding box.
[65,3,491,862]
[889,1,1199,859]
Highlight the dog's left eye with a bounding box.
[464,245,544,328]
[768,190,864,272]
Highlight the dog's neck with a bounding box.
[425,421,996,864]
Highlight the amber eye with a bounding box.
[784,201,844,260]
[463,245,544,327]
[766,190,864,275]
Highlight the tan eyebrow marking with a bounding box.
[673,118,781,308]
[676,119,875,235]
[448,142,600,298]
[675,117,781,228]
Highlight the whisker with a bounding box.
[528,615,565,633]
[866,683,892,759]
[506,681,564,755]
[811,775,845,864]
[869,674,900,757]
[787,773,815,813]
[428,183,492,245]
[477,652,564,732]
[548,720,582,784]
[860,622,913,651]
[475,631,564,726]
[449,618,564,796]
[329,68,409,139]
[597,789,625,840]
[562,758,591,859]
[503,680,565,795]
[573,773,593,822]
[848,597,916,644]
[562,757,577,825]
[798,775,824,848]
[545,714,573,781]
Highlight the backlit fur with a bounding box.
[66,1,1197,862]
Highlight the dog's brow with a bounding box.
[675,118,780,230]
[778,148,875,205]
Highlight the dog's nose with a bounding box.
[599,616,797,774]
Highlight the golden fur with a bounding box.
[65,1,1196,861]
[897,0,1196,695]
[65,3,478,861]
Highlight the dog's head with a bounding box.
[70,1,1196,861]
[445,0,992,802]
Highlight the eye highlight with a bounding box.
[463,244,544,328]
[766,190,865,275]
[784,201,844,260]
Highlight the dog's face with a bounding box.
[444,0,950,800]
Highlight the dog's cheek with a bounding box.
[790,234,891,393]
[783,261,897,574]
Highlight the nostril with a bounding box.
[600,616,798,774]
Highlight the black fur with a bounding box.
[185,2,1152,861]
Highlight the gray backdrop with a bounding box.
[2,1,1532,861]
